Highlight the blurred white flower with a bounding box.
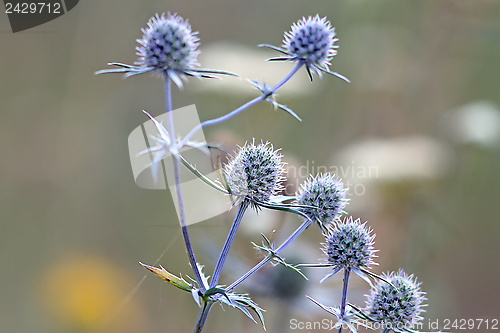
[192,42,314,96]
[334,136,453,182]
[446,100,500,148]
[332,136,453,210]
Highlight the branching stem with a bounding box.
[180,61,304,146]
[164,76,205,293]
[226,219,311,292]
[210,199,250,288]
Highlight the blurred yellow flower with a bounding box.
[38,254,146,332]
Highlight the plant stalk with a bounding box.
[338,267,351,333]
[164,76,205,292]
[192,301,214,333]
[210,199,250,288]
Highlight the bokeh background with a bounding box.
[1,1,500,332]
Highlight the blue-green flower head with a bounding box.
[366,270,427,332]
[136,13,199,75]
[296,173,348,228]
[323,216,376,270]
[224,141,286,205]
[96,13,235,87]
[284,15,337,71]
[259,15,348,82]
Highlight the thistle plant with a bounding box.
[304,227,435,333]
[260,14,349,82]
[97,12,442,333]
[322,217,377,282]
[304,217,382,332]
[224,141,286,206]
[97,13,235,87]
[297,173,349,230]
[362,270,426,333]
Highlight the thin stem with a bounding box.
[164,76,205,293]
[225,219,311,292]
[165,76,173,123]
[275,218,311,253]
[180,61,304,146]
[226,254,269,293]
[338,268,351,333]
[192,301,214,333]
[272,60,304,91]
[210,199,250,288]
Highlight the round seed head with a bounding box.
[136,13,200,73]
[323,216,376,269]
[283,15,338,69]
[296,173,348,227]
[224,141,285,203]
[366,270,426,331]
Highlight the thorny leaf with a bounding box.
[140,262,192,292]
[252,233,308,280]
[218,292,266,330]
[177,153,229,194]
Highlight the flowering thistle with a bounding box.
[259,15,349,82]
[365,270,427,332]
[320,216,377,282]
[96,13,235,88]
[296,173,348,229]
[136,13,199,81]
[224,141,285,206]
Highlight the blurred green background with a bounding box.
[1,1,499,332]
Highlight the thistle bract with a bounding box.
[296,173,348,228]
[366,270,426,332]
[136,13,200,75]
[224,141,285,204]
[324,216,376,269]
[284,15,337,70]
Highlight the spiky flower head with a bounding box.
[366,270,426,332]
[136,13,200,83]
[224,141,285,205]
[296,173,348,229]
[96,13,235,87]
[259,15,349,82]
[284,16,337,70]
[323,216,376,270]
[136,13,199,76]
